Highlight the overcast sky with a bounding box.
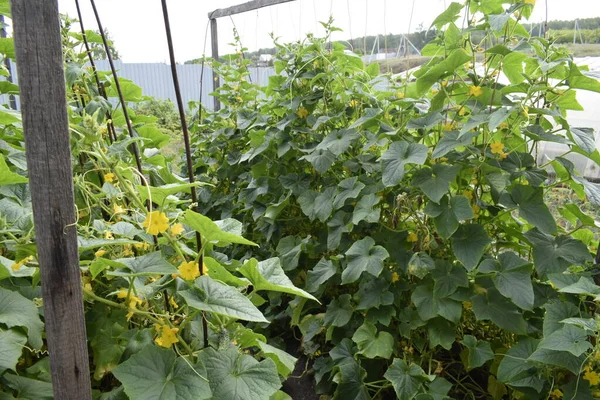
[56,0,600,63]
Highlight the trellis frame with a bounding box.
[208,0,296,111]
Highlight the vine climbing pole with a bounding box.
[10,1,92,399]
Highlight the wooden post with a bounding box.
[210,17,220,111]
[10,1,92,399]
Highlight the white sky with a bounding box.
[56,0,600,63]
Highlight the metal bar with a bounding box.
[10,1,92,398]
[210,17,220,111]
[208,0,295,19]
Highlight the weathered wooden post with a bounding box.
[10,1,92,399]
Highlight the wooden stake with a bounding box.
[10,1,92,398]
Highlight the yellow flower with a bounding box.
[134,242,151,250]
[549,389,563,399]
[584,366,600,386]
[431,89,439,95]
[116,289,128,299]
[524,0,535,4]
[395,92,405,99]
[441,80,448,87]
[472,204,480,219]
[113,204,125,214]
[458,107,468,116]
[443,122,456,131]
[10,256,33,272]
[407,232,418,243]
[154,324,179,348]
[95,249,107,258]
[142,211,169,235]
[490,141,504,155]
[349,99,359,108]
[465,62,473,69]
[170,223,184,236]
[202,262,209,276]
[178,260,200,281]
[296,107,309,119]
[499,151,508,160]
[123,245,134,257]
[391,272,400,283]
[169,296,179,309]
[84,283,93,292]
[104,231,114,240]
[104,173,115,183]
[468,85,483,97]
[462,190,474,200]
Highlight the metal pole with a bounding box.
[210,18,220,111]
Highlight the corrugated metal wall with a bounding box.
[0,60,275,111]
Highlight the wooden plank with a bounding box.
[10,1,92,399]
[210,18,221,111]
[208,0,295,19]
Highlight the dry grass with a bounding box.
[373,56,431,74]
[564,43,600,57]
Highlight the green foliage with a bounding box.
[186,2,600,398]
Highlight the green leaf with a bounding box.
[112,345,211,400]
[416,49,471,94]
[407,252,436,279]
[0,288,43,349]
[352,193,381,225]
[109,78,142,102]
[351,322,394,359]
[1,374,53,399]
[424,195,473,239]
[432,260,468,298]
[324,294,353,327]
[327,211,352,250]
[348,108,382,129]
[412,284,462,323]
[462,335,494,369]
[538,325,592,357]
[203,257,248,287]
[509,185,557,235]
[297,187,335,222]
[334,361,371,400]
[333,177,366,209]
[306,258,337,292]
[380,141,428,187]
[569,127,596,154]
[179,276,268,322]
[77,237,138,252]
[543,300,580,336]
[427,317,456,350]
[384,359,429,400]
[135,124,170,149]
[431,2,464,28]
[559,277,600,296]
[316,129,360,156]
[451,224,491,271]
[432,131,477,159]
[0,329,26,373]
[275,236,305,271]
[183,210,257,246]
[524,228,592,278]
[300,149,336,174]
[342,237,389,284]
[0,155,27,186]
[497,338,544,392]
[478,252,534,310]
[412,164,460,203]
[406,112,444,130]
[200,347,281,400]
[238,258,317,301]
[256,341,297,378]
[528,347,585,375]
[107,252,179,277]
[137,183,206,205]
[471,290,527,334]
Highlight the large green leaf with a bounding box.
[297,187,335,222]
[478,252,534,310]
[199,347,281,400]
[327,211,352,250]
[380,141,428,187]
[1,374,53,399]
[497,338,544,392]
[256,341,297,378]
[316,129,360,156]
[0,288,43,349]
[333,177,365,209]
[351,322,394,359]
[432,260,468,298]
[424,195,473,239]
[112,345,211,400]
[524,228,592,278]
[462,335,494,370]
[569,127,596,154]
[432,131,477,159]
[0,155,27,186]
[538,325,592,357]
[351,193,381,225]
[203,257,248,287]
[334,361,371,400]
[324,294,353,327]
[384,359,429,400]
[451,224,491,271]
[179,276,268,322]
[471,289,527,334]
[238,258,317,301]
[412,284,462,323]
[0,329,26,373]
[509,185,557,235]
[305,258,337,292]
[427,317,456,350]
[543,300,580,336]
[137,183,206,205]
[107,252,179,277]
[342,237,389,284]
[412,164,460,203]
[183,210,257,246]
